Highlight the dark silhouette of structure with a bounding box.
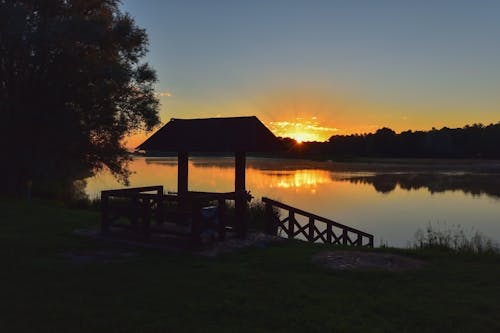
[137,116,279,153]
[101,116,374,248]
[128,116,279,238]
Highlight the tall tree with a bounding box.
[0,0,160,196]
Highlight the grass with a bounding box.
[414,222,499,254]
[1,198,500,332]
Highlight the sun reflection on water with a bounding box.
[262,170,331,191]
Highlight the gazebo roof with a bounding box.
[137,116,280,152]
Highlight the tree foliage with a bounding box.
[326,123,500,158]
[0,0,160,196]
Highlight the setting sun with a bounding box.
[292,132,315,143]
[268,117,337,143]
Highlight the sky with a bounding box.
[121,0,500,146]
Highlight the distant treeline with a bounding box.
[280,122,500,158]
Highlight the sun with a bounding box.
[284,130,323,143]
[293,133,313,144]
[268,117,338,143]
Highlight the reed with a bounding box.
[413,222,499,254]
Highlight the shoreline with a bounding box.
[136,154,500,173]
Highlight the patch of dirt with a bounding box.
[59,250,138,264]
[312,250,425,271]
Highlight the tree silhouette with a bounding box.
[326,123,500,158]
[0,0,160,196]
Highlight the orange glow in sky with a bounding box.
[268,117,338,142]
[123,86,500,150]
[120,1,500,151]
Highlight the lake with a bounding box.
[86,157,500,247]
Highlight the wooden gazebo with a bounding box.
[100,116,375,248]
[136,116,280,235]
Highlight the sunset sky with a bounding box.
[121,0,500,147]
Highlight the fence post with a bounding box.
[342,229,348,245]
[155,187,164,224]
[288,211,295,238]
[235,152,248,237]
[191,199,202,248]
[326,224,332,243]
[264,201,276,236]
[368,235,374,248]
[155,195,164,225]
[308,217,315,242]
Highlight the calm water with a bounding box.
[86,157,500,247]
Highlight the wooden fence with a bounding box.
[262,197,374,247]
[101,186,242,245]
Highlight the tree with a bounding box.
[0,0,160,196]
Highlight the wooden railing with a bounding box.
[101,186,242,245]
[262,197,374,247]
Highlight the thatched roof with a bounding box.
[137,116,280,152]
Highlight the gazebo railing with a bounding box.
[101,186,243,245]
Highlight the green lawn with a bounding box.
[1,198,499,333]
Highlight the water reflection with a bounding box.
[341,173,500,199]
[140,157,500,199]
[144,157,332,192]
[263,170,331,190]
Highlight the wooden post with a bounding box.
[155,190,164,225]
[191,199,202,248]
[288,211,295,238]
[326,224,332,243]
[368,235,374,248]
[178,151,189,215]
[265,201,278,236]
[177,151,189,195]
[308,217,314,242]
[342,229,348,245]
[235,151,247,237]
[235,152,246,194]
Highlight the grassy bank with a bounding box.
[1,198,500,332]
